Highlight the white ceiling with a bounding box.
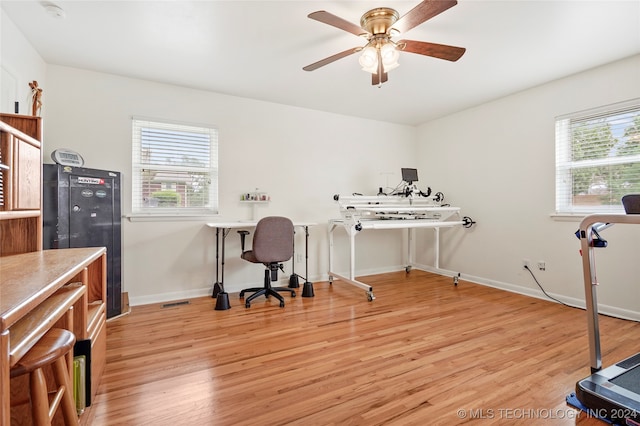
[2,0,639,126]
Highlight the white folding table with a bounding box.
[206,221,316,309]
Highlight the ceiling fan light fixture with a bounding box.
[361,63,379,74]
[380,42,399,65]
[359,46,378,71]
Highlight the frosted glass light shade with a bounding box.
[380,43,399,64]
[359,46,378,73]
[380,43,399,72]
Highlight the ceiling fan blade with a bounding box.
[372,71,388,86]
[398,39,466,62]
[308,11,369,37]
[303,47,361,71]
[372,49,388,86]
[392,0,458,34]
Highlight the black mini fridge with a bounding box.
[43,164,122,318]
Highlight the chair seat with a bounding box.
[240,250,258,263]
[10,328,76,378]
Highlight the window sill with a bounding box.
[549,213,586,222]
[125,213,219,222]
[550,210,625,222]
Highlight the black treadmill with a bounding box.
[575,213,640,423]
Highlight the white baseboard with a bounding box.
[128,264,640,322]
[128,273,327,306]
[129,287,214,306]
[416,263,640,322]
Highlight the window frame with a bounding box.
[130,116,219,220]
[555,99,640,216]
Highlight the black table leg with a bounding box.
[212,227,223,297]
[214,228,231,310]
[302,225,314,297]
[289,228,300,288]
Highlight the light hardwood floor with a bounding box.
[83,271,640,425]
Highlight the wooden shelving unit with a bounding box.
[0,113,42,256]
[0,114,107,426]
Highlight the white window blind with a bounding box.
[132,117,218,216]
[555,99,640,215]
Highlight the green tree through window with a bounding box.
[556,99,640,214]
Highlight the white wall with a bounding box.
[0,11,47,115]
[3,10,639,319]
[42,65,417,305]
[416,54,640,320]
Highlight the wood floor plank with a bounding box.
[85,270,639,425]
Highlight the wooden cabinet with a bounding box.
[10,136,41,210]
[0,113,43,256]
[1,248,108,426]
[0,115,107,426]
[0,113,42,142]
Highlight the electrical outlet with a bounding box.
[522,259,530,269]
[538,261,546,271]
[296,253,303,263]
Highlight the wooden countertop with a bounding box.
[0,247,106,331]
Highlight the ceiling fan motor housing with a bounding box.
[360,8,399,35]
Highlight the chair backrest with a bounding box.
[251,216,294,263]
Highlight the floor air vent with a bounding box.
[161,301,190,308]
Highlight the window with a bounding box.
[132,117,218,216]
[555,99,640,215]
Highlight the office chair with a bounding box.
[238,216,296,308]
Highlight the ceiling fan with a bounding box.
[302,0,465,86]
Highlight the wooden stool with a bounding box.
[10,328,79,426]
